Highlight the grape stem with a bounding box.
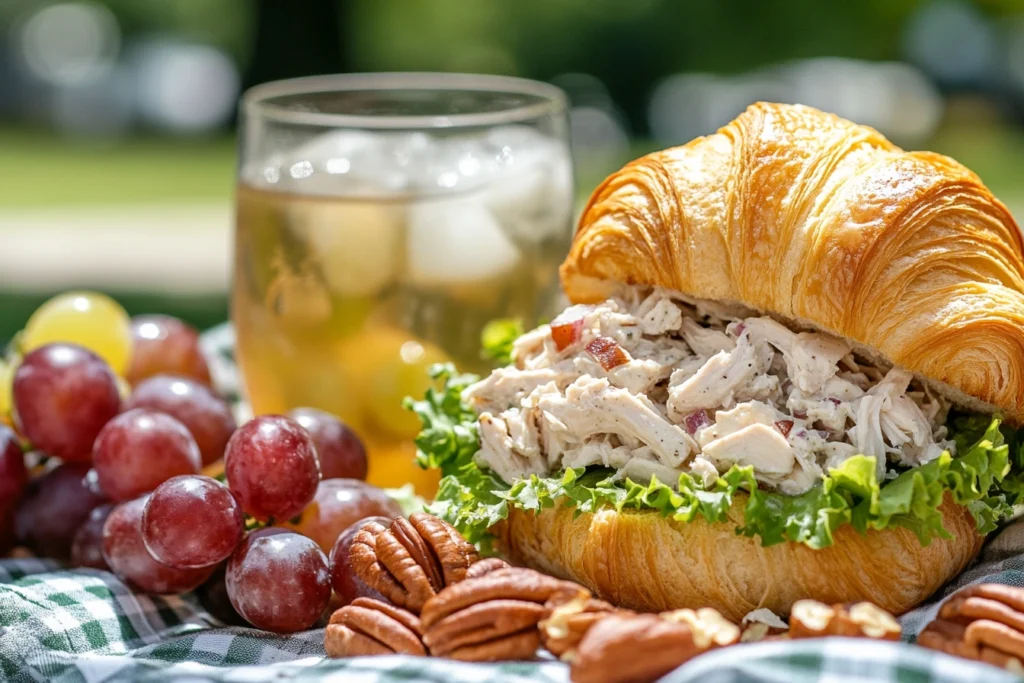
[245,517,270,531]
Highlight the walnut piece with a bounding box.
[348,512,480,614]
[789,600,900,641]
[919,584,1024,673]
[325,597,426,657]
[421,567,585,662]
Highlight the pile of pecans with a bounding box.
[918,584,1024,673]
[323,513,919,683]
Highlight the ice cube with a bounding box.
[265,267,333,327]
[403,137,491,193]
[287,197,405,297]
[246,130,380,193]
[483,124,550,153]
[480,127,574,243]
[252,130,439,196]
[406,194,521,286]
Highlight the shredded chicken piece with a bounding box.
[463,366,569,414]
[466,287,957,495]
[680,317,735,356]
[667,342,766,418]
[702,423,795,475]
[477,413,542,483]
[539,376,696,468]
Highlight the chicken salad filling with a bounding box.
[462,287,955,496]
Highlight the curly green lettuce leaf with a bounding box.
[407,368,1024,549]
[402,363,480,474]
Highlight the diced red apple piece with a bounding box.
[551,318,584,351]
[774,420,794,438]
[585,337,630,371]
[683,409,713,435]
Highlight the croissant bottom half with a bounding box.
[497,494,980,622]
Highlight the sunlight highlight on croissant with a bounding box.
[563,102,1024,422]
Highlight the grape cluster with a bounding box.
[1,291,410,634]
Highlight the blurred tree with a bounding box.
[349,0,923,133]
[77,0,252,60]
[244,0,350,87]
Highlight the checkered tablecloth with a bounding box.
[4,521,1024,682]
[2,325,1024,682]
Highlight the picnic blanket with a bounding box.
[3,536,1024,683]
[1,325,1023,682]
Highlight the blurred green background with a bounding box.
[3,0,1024,340]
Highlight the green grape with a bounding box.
[366,338,448,438]
[0,362,11,421]
[23,292,133,375]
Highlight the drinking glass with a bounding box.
[233,73,573,493]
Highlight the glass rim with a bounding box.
[241,72,568,129]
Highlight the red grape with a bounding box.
[288,408,368,481]
[102,496,214,594]
[197,564,246,626]
[12,344,120,462]
[329,516,392,605]
[125,376,236,465]
[126,315,212,387]
[92,409,201,501]
[0,427,25,555]
[282,479,400,553]
[142,475,243,569]
[226,528,331,633]
[225,416,320,522]
[0,425,26,502]
[15,463,107,559]
[71,503,114,570]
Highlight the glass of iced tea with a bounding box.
[233,73,573,494]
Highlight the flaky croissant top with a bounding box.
[561,102,1024,422]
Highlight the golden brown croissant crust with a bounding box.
[561,102,1024,422]
[499,494,981,622]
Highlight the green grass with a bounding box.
[0,129,235,207]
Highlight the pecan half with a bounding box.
[835,603,902,640]
[349,513,480,614]
[325,597,426,657]
[569,607,739,683]
[466,557,510,579]
[539,591,620,659]
[421,567,586,662]
[789,600,900,640]
[919,583,1024,673]
[662,608,741,648]
[788,599,834,637]
[570,613,701,683]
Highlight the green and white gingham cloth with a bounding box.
[3,537,1024,683]
[3,324,1024,682]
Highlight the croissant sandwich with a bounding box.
[407,102,1024,622]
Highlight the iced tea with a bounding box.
[233,122,573,493]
